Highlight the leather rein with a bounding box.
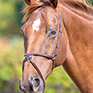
[22,11,62,91]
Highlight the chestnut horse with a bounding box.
[19,0,93,93]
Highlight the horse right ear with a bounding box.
[24,0,31,5]
[50,0,58,8]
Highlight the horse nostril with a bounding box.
[29,77,40,92]
[34,77,40,87]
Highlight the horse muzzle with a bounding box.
[19,76,44,93]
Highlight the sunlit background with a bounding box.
[0,0,93,93]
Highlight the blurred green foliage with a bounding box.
[0,0,25,37]
[0,0,93,93]
[0,37,24,93]
[0,37,23,80]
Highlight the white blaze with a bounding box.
[32,18,41,32]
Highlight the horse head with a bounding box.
[19,0,66,93]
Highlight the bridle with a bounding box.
[22,11,62,91]
[22,11,62,92]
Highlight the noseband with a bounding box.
[22,11,62,91]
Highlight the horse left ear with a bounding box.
[24,0,31,5]
[49,0,58,8]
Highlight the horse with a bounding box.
[19,0,93,93]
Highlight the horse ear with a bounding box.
[50,0,58,8]
[24,0,31,5]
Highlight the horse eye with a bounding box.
[48,29,57,37]
[20,29,24,35]
[51,30,57,35]
[20,31,23,35]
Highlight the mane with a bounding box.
[21,1,52,22]
[60,0,93,15]
[22,0,93,22]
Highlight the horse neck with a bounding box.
[60,2,93,62]
[59,2,93,93]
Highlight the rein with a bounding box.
[22,11,62,91]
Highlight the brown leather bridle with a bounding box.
[22,11,62,92]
